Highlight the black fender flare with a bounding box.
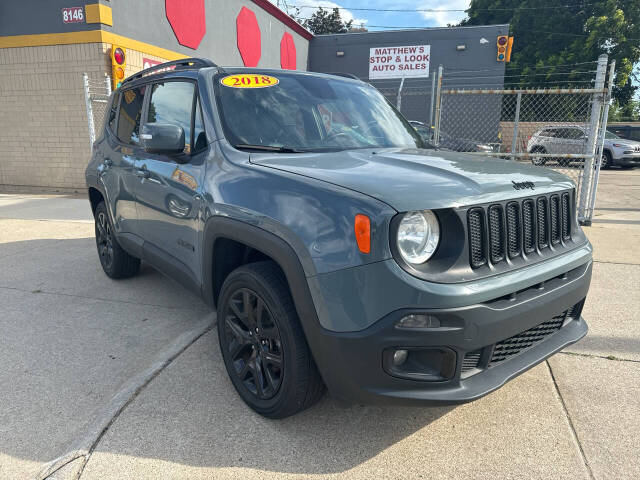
[201,216,320,328]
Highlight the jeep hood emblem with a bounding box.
[512,180,535,190]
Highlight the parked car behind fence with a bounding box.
[527,125,640,169]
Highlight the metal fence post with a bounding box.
[578,54,607,225]
[105,72,111,96]
[83,72,96,149]
[587,59,616,222]
[433,65,443,145]
[397,76,405,111]
[511,91,522,159]
[429,70,437,129]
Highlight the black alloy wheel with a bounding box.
[223,288,284,400]
[217,261,325,418]
[93,201,140,279]
[96,210,114,271]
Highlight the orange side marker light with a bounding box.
[354,214,371,254]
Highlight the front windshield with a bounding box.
[214,71,424,152]
[605,130,620,139]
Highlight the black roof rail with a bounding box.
[324,72,361,81]
[120,57,218,87]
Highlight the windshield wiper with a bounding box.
[234,144,306,153]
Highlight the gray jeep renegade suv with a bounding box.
[86,58,591,418]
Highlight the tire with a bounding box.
[217,261,325,418]
[530,147,547,166]
[94,202,140,279]
[601,151,612,169]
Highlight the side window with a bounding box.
[147,81,194,154]
[116,86,146,145]
[568,128,585,140]
[193,96,207,152]
[108,93,118,132]
[541,129,555,138]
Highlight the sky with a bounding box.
[268,0,472,30]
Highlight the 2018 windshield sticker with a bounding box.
[221,74,279,88]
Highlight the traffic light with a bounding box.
[111,45,126,89]
[506,36,514,62]
[497,35,508,61]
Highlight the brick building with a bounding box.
[0,0,312,191]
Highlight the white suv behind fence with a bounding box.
[527,126,640,169]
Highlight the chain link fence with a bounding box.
[82,72,111,148]
[376,55,614,225]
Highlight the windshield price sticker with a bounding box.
[221,74,279,89]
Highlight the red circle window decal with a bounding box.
[236,7,261,67]
[280,32,296,70]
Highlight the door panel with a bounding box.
[100,86,147,234]
[135,155,205,282]
[134,80,206,284]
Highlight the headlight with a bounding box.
[396,210,440,264]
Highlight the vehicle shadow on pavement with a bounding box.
[85,329,455,476]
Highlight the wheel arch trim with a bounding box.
[202,216,320,325]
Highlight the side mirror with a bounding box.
[140,123,185,155]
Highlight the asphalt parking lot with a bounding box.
[1,169,639,480]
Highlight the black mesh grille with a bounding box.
[561,193,571,240]
[488,205,505,264]
[506,202,521,258]
[461,350,482,375]
[466,191,573,268]
[550,195,561,245]
[468,209,486,268]
[537,197,549,249]
[489,313,566,366]
[522,199,536,254]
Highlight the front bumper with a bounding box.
[618,155,640,166]
[306,260,591,405]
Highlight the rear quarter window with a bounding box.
[116,86,146,145]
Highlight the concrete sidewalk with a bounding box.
[0,170,638,480]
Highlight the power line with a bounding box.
[291,3,595,13]
[353,24,640,42]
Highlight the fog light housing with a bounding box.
[392,349,408,366]
[396,314,440,329]
[383,347,456,381]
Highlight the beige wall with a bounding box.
[0,43,171,191]
[0,44,107,190]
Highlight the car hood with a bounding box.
[250,148,575,212]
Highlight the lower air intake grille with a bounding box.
[461,350,482,374]
[489,313,566,366]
